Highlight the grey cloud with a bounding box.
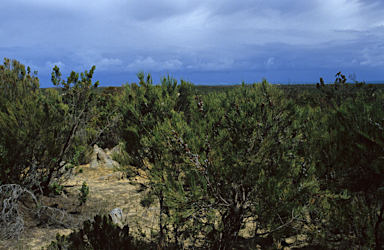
[265,58,275,67]
[91,58,124,71]
[186,59,236,71]
[119,0,200,22]
[207,0,316,18]
[125,57,183,72]
[1,0,384,87]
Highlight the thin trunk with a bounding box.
[42,107,85,193]
[158,190,165,250]
[374,203,384,250]
[174,217,179,249]
[215,205,244,250]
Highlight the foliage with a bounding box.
[0,144,9,181]
[316,71,377,108]
[51,181,65,195]
[110,142,133,167]
[44,214,151,250]
[300,72,384,249]
[170,81,329,249]
[3,59,384,249]
[118,77,333,249]
[0,58,41,186]
[116,73,197,247]
[116,72,196,168]
[89,86,123,149]
[0,58,109,194]
[78,181,89,205]
[140,193,155,208]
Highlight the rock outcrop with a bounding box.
[88,144,120,169]
[57,161,76,178]
[109,207,126,229]
[104,144,121,155]
[98,172,124,181]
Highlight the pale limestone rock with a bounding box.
[109,208,125,228]
[89,144,120,169]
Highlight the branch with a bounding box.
[256,206,306,237]
[0,184,84,242]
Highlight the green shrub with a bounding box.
[78,182,89,205]
[45,214,131,250]
[70,145,87,167]
[50,181,64,195]
[140,192,155,208]
[0,58,102,193]
[44,214,154,250]
[302,72,384,248]
[111,143,132,167]
[118,77,326,249]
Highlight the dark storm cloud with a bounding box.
[1,0,384,86]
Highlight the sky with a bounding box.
[1,0,384,87]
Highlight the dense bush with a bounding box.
[44,214,153,250]
[116,72,197,247]
[117,77,345,249]
[116,72,196,168]
[0,58,44,186]
[90,86,123,149]
[117,72,384,249]
[0,59,120,195]
[304,73,384,248]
